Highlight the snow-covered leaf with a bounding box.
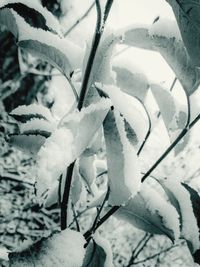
[181,183,200,264]
[37,98,111,198]
[167,0,200,67]
[98,83,149,148]
[10,104,54,123]
[103,110,141,206]
[19,118,56,138]
[112,58,149,101]
[120,21,200,95]
[157,178,200,254]
[115,183,180,242]
[0,0,61,34]
[10,134,46,154]
[83,128,103,156]
[9,229,86,267]
[82,233,113,267]
[0,8,82,77]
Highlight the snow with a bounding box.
[0,247,9,261]
[0,0,62,35]
[141,182,180,240]
[19,118,56,134]
[11,10,83,70]
[114,110,141,202]
[10,103,54,122]
[163,178,200,251]
[47,72,76,119]
[93,232,113,267]
[36,128,74,198]
[96,83,149,147]
[149,18,182,40]
[50,229,85,267]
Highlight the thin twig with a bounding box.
[64,2,95,37]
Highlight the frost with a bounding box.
[163,178,200,252]
[141,183,180,240]
[149,18,182,40]
[36,128,74,198]
[0,0,62,35]
[10,103,54,122]
[12,10,83,70]
[19,118,56,135]
[97,83,148,147]
[93,233,113,267]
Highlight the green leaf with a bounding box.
[103,110,141,206]
[82,234,113,267]
[9,229,86,267]
[10,104,54,123]
[182,183,200,264]
[156,178,200,256]
[167,0,200,67]
[112,63,149,101]
[9,134,46,154]
[115,183,180,242]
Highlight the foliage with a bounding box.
[1,0,200,266]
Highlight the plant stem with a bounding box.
[60,0,113,231]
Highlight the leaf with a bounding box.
[97,83,149,148]
[115,183,180,242]
[36,98,111,198]
[112,57,149,101]
[150,83,189,154]
[156,178,200,255]
[19,118,56,137]
[121,22,200,95]
[79,155,96,195]
[10,134,46,154]
[9,229,86,267]
[10,104,54,123]
[0,0,61,34]
[103,110,141,206]
[181,183,200,264]
[82,234,113,267]
[0,8,82,77]
[167,0,200,66]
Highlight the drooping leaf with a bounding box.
[103,110,141,206]
[10,134,46,154]
[167,0,200,67]
[82,234,113,267]
[112,57,149,101]
[156,178,200,256]
[36,98,111,198]
[120,21,200,95]
[9,229,86,267]
[97,83,149,148]
[115,183,180,242]
[0,0,61,34]
[150,83,189,154]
